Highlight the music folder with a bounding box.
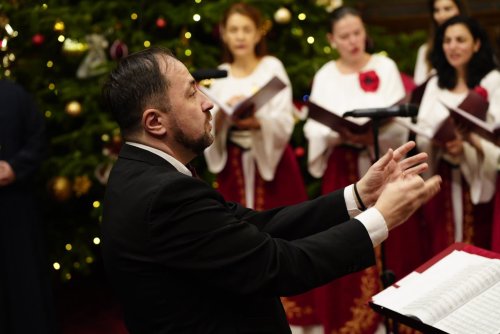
[199,76,286,120]
[446,105,500,146]
[306,100,372,134]
[395,90,489,147]
[370,243,500,334]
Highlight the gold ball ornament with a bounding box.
[65,101,82,116]
[73,175,92,197]
[48,176,72,201]
[274,7,292,24]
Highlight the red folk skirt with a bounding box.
[215,143,308,211]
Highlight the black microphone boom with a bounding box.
[343,104,419,118]
[191,69,228,81]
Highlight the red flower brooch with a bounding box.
[359,70,380,92]
[473,85,488,101]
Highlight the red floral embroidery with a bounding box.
[473,85,488,101]
[359,70,380,93]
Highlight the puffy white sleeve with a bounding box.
[461,73,500,203]
[203,76,232,174]
[251,58,295,181]
[414,44,430,85]
[372,57,408,159]
[303,71,341,178]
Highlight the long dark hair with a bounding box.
[424,0,468,71]
[431,15,497,89]
[220,3,267,63]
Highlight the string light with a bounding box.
[298,13,306,21]
[57,35,65,42]
[93,201,100,208]
[144,40,151,47]
[93,237,101,245]
[44,111,52,118]
[53,20,65,31]
[131,13,138,20]
[185,49,192,56]
[307,36,315,44]
[65,243,72,251]
[47,60,53,68]
[193,14,201,22]
[184,32,192,39]
[53,262,61,270]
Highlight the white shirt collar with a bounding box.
[125,141,192,176]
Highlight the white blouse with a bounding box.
[414,43,434,86]
[304,54,407,178]
[203,56,294,182]
[416,70,500,203]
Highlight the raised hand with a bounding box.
[375,174,441,230]
[356,141,429,207]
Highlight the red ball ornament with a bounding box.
[294,146,305,158]
[156,17,167,28]
[32,33,45,46]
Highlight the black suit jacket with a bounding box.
[102,144,375,334]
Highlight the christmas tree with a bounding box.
[0,0,425,281]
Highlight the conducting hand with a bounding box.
[375,174,441,230]
[356,141,429,207]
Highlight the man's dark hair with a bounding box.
[431,15,497,89]
[102,47,174,138]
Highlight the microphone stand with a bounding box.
[345,105,418,334]
[371,118,398,334]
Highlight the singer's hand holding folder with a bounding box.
[395,90,489,147]
[446,105,500,145]
[370,243,500,334]
[199,76,286,120]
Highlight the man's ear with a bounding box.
[142,109,167,136]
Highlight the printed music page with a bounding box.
[372,250,500,334]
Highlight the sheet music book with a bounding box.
[395,116,456,147]
[199,76,287,120]
[395,90,489,147]
[446,105,500,145]
[306,100,372,134]
[370,243,500,334]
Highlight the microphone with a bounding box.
[191,69,228,81]
[343,104,419,118]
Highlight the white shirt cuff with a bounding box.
[344,184,362,218]
[356,208,388,247]
[344,185,388,247]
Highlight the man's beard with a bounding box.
[172,120,214,156]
